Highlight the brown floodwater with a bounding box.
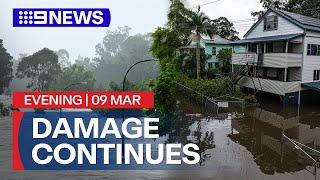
[0,95,319,180]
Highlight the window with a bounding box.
[264,15,278,31]
[307,44,320,56]
[208,62,213,69]
[314,70,320,81]
[212,47,217,55]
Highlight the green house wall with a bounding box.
[200,39,245,69]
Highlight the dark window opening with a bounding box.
[266,42,273,53]
[264,15,278,31]
[208,62,213,69]
[212,47,217,55]
[314,70,320,81]
[307,44,320,56]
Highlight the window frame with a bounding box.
[307,44,320,56]
[212,47,217,56]
[263,15,278,31]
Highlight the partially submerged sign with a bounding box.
[217,101,229,108]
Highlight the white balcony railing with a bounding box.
[263,53,302,67]
[238,76,301,95]
[231,53,257,65]
[232,53,303,67]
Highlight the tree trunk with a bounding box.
[196,33,201,79]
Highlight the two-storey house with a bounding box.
[231,8,320,105]
[201,35,245,69]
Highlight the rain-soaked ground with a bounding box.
[0,95,320,180]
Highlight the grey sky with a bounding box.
[0,0,263,61]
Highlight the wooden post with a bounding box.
[285,41,289,53]
[284,68,287,82]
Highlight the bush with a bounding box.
[0,102,9,116]
[178,75,232,98]
[153,62,178,112]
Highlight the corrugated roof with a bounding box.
[201,34,232,44]
[232,33,304,44]
[244,8,320,37]
[276,10,320,29]
[303,81,320,92]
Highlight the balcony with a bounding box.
[232,53,303,68]
[238,76,301,95]
[231,53,257,65]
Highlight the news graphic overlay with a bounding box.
[12,92,200,170]
[13,8,111,27]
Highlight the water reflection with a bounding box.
[156,95,320,179]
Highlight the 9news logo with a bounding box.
[13,8,111,27]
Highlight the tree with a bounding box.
[167,0,193,41]
[0,39,13,94]
[16,48,61,91]
[187,11,215,79]
[55,49,71,68]
[151,27,182,69]
[216,48,232,74]
[74,55,96,71]
[212,17,239,41]
[94,27,159,89]
[252,0,320,19]
[95,26,130,59]
[285,0,320,19]
[50,64,95,91]
[252,0,286,18]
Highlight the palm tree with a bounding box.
[187,10,215,79]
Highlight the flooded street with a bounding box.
[0,96,320,180]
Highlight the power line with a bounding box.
[190,0,223,9]
[231,18,256,23]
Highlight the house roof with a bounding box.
[232,33,304,44]
[180,41,205,49]
[201,34,232,44]
[303,81,320,92]
[244,8,320,37]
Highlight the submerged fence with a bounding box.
[282,133,320,179]
[176,83,245,116]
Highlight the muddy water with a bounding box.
[0,96,319,180]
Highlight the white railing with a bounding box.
[232,53,302,67]
[263,53,302,67]
[231,53,257,65]
[238,76,301,95]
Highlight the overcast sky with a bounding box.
[0,0,263,61]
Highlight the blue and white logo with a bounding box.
[13,8,111,27]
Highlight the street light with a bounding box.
[121,58,158,158]
[122,59,158,91]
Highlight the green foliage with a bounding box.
[187,11,215,78]
[153,62,178,112]
[94,26,159,89]
[167,0,193,40]
[109,79,151,91]
[216,48,232,74]
[285,0,320,19]
[55,49,71,68]
[253,0,320,19]
[50,64,95,91]
[212,17,239,41]
[180,49,207,78]
[178,76,232,98]
[0,39,13,94]
[202,68,222,79]
[16,48,61,91]
[151,27,182,62]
